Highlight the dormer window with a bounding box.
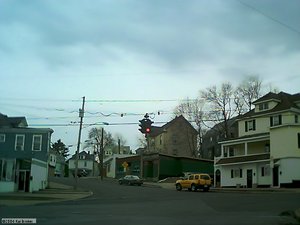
[259,102,269,111]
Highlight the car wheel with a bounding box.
[119,181,122,185]
[203,187,209,192]
[128,181,132,186]
[191,184,197,192]
[176,184,182,191]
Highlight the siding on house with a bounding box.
[214,92,300,188]
[0,114,53,192]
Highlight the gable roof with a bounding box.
[69,151,95,161]
[149,115,197,137]
[0,113,28,128]
[242,92,300,118]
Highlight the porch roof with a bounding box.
[219,132,270,145]
[215,153,270,165]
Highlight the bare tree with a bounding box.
[200,82,235,138]
[137,135,147,148]
[235,75,262,112]
[84,127,115,153]
[114,133,127,146]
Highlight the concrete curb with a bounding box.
[145,182,300,193]
[0,182,93,207]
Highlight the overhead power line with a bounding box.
[237,0,300,36]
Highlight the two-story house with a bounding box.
[0,114,53,192]
[68,151,99,177]
[147,115,198,158]
[214,92,300,188]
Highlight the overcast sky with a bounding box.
[1,0,300,155]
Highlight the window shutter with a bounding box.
[245,121,248,132]
[270,117,273,127]
[279,115,282,125]
[253,120,256,131]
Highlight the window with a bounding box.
[15,135,25,150]
[0,159,15,181]
[261,166,270,177]
[295,115,299,124]
[0,134,5,142]
[245,120,256,132]
[298,133,300,149]
[259,103,269,111]
[229,147,234,157]
[194,175,199,179]
[32,135,42,151]
[270,115,282,127]
[188,175,194,180]
[200,175,210,180]
[224,149,228,157]
[231,169,242,178]
[234,169,240,178]
[84,161,87,167]
[159,135,162,145]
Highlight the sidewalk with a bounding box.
[0,182,93,207]
[144,181,300,193]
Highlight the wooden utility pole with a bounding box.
[100,127,104,180]
[74,96,85,190]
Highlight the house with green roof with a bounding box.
[214,92,300,188]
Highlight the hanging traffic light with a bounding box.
[139,119,146,133]
[138,117,153,134]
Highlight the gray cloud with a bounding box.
[0,0,299,73]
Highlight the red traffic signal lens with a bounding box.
[146,128,151,133]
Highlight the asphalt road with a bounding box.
[0,177,299,225]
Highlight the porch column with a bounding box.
[245,142,248,155]
[213,168,216,187]
[221,145,224,158]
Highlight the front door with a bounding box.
[247,169,253,188]
[18,170,30,192]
